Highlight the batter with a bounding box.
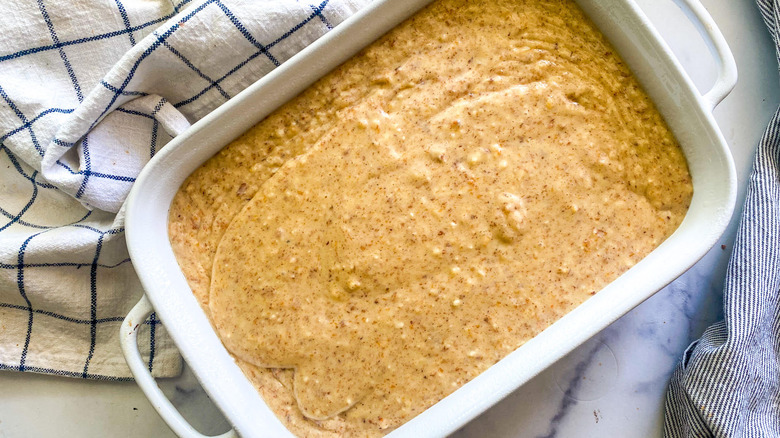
[168,0,693,436]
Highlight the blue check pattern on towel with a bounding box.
[0,0,367,379]
[664,0,780,435]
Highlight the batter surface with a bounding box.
[168,0,693,436]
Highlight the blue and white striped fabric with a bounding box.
[0,0,368,379]
[664,0,780,435]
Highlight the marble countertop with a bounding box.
[0,0,777,437]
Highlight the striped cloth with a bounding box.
[0,0,367,379]
[664,1,780,435]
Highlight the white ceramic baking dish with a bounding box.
[120,0,738,436]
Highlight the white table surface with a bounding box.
[0,1,777,437]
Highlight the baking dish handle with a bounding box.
[673,0,738,111]
[120,295,238,438]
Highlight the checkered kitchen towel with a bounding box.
[664,0,780,435]
[0,0,368,379]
